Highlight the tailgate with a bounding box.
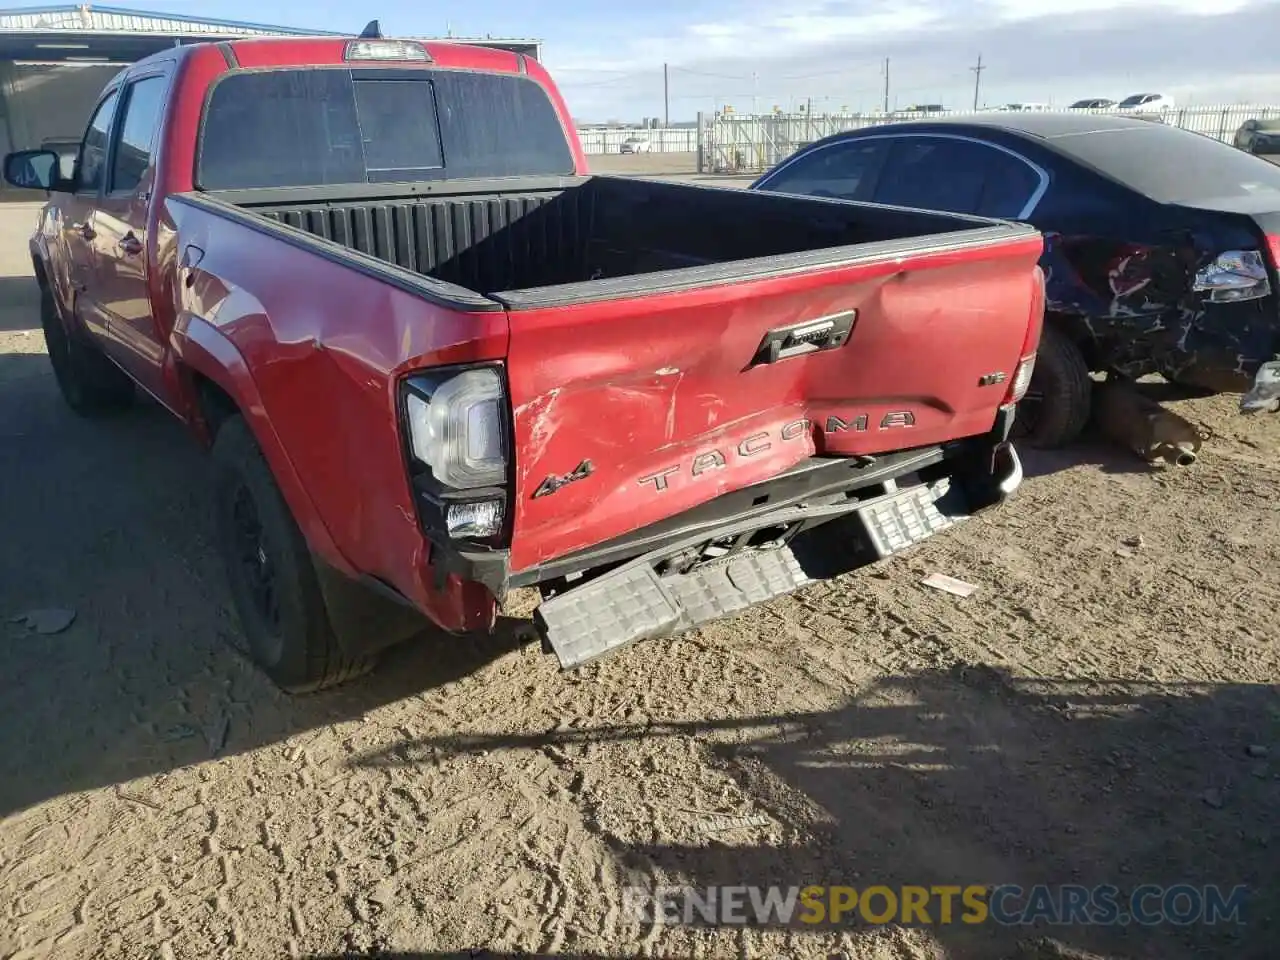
[501,226,1044,571]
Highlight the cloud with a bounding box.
[554,0,943,73]
[548,0,1280,121]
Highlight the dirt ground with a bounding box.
[585,152,701,175]
[1,176,1278,960]
[585,151,756,188]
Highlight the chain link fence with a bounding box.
[575,127,698,155]
[574,105,1280,171]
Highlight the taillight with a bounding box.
[1192,248,1272,302]
[1266,234,1280,272]
[1003,265,1044,405]
[402,365,510,542]
[1007,355,1038,403]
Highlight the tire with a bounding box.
[1010,323,1092,449]
[40,285,134,416]
[211,416,376,693]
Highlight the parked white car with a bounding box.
[619,136,651,154]
[1117,93,1175,111]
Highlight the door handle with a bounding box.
[69,221,95,240]
[749,310,857,367]
[118,233,143,256]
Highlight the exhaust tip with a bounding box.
[1175,452,1197,466]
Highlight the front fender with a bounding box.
[171,312,358,578]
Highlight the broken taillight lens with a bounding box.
[1192,249,1272,302]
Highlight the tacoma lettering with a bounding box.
[637,411,913,492]
[826,414,869,433]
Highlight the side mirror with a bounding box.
[3,149,67,192]
[51,150,77,181]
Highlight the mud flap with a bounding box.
[534,479,969,670]
[313,559,432,659]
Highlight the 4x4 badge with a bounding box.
[532,459,595,498]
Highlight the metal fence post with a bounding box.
[696,111,704,173]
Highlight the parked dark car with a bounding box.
[750,113,1280,446]
[1069,98,1116,109]
[1233,118,1280,155]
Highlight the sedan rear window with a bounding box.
[198,68,574,190]
[1052,124,1280,203]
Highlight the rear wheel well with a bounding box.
[193,372,240,441]
[1044,312,1104,371]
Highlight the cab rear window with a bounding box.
[197,67,574,190]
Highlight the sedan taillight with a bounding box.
[1191,249,1272,303]
[1264,234,1280,271]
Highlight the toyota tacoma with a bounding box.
[6,30,1045,691]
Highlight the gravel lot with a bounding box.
[586,151,756,187]
[1,164,1278,960]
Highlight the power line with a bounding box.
[551,66,639,75]
[668,65,751,81]
[556,73,655,88]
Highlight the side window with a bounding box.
[976,149,1042,219]
[77,89,120,194]
[110,76,168,194]
[873,137,989,214]
[759,141,885,201]
[872,137,1041,219]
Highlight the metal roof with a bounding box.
[0,4,342,36]
[0,5,541,63]
[0,5,541,42]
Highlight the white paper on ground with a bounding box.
[921,573,979,598]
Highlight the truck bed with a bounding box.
[170,174,1043,574]
[221,175,1022,308]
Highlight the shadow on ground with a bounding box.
[355,668,1279,960]
[0,346,1249,835]
[0,353,527,817]
[1018,439,1157,480]
[0,274,40,332]
[307,953,613,959]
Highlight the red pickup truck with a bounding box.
[5,33,1044,691]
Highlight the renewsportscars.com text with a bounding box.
[621,883,1249,927]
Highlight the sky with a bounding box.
[49,0,1280,121]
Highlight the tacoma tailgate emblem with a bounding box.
[533,459,594,499]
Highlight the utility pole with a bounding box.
[882,57,890,113]
[970,54,985,111]
[663,63,669,127]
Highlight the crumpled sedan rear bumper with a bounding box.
[1241,359,1280,413]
